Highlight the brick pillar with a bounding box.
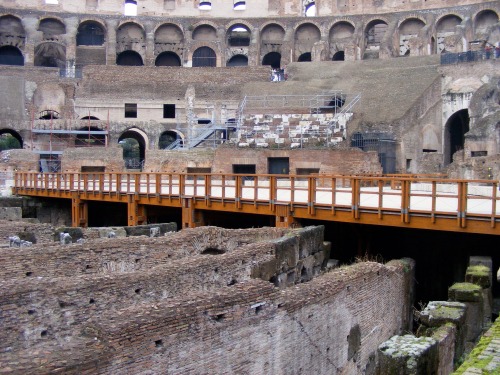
[105,19,118,65]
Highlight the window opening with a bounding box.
[228,25,250,47]
[124,0,137,16]
[305,2,316,17]
[262,52,281,69]
[155,52,181,67]
[117,50,143,66]
[199,1,212,10]
[233,1,246,10]
[125,103,137,118]
[163,104,176,118]
[471,151,487,157]
[77,22,105,46]
[45,0,59,4]
[192,47,216,67]
[0,46,24,66]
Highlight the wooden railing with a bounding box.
[13,172,500,233]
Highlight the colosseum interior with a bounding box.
[0,0,499,374]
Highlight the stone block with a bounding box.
[449,283,484,343]
[465,265,491,288]
[418,301,466,328]
[431,323,456,375]
[448,282,482,302]
[0,207,22,221]
[377,335,438,375]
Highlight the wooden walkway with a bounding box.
[12,172,500,235]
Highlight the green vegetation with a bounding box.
[0,133,21,151]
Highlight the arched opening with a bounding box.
[227,54,248,67]
[38,18,66,40]
[0,129,22,150]
[0,46,24,66]
[77,21,105,46]
[38,110,60,120]
[363,20,388,59]
[332,51,345,61]
[260,24,285,65]
[444,109,469,165]
[436,15,462,54]
[329,21,355,40]
[155,51,181,66]
[75,126,106,147]
[192,25,217,41]
[262,52,281,69]
[34,42,66,68]
[227,24,250,47]
[233,1,245,10]
[0,15,25,50]
[117,50,143,66]
[398,18,425,56]
[81,116,100,120]
[159,130,184,149]
[294,23,320,62]
[474,10,498,32]
[192,46,216,67]
[119,130,146,170]
[199,1,212,10]
[298,52,311,62]
[124,0,138,16]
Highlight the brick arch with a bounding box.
[116,20,146,33]
[326,19,356,34]
[152,21,185,35]
[190,20,220,31]
[0,14,25,49]
[293,20,322,33]
[38,15,67,29]
[225,19,254,31]
[259,20,287,34]
[363,16,390,31]
[473,9,499,31]
[78,18,107,33]
[397,15,427,28]
[188,43,220,67]
[435,13,464,31]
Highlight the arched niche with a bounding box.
[38,18,66,41]
[227,54,248,67]
[192,25,217,41]
[155,51,181,66]
[0,129,23,150]
[444,109,469,165]
[116,22,145,55]
[294,23,320,61]
[119,128,148,170]
[154,23,184,57]
[77,21,105,46]
[159,130,184,149]
[117,50,143,66]
[398,18,425,56]
[260,23,285,58]
[474,10,499,32]
[0,15,25,48]
[436,15,462,54]
[329,21,355,41]
[227,24,250,47]
[364,20,388,59]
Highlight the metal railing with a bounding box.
[440,50,498,65]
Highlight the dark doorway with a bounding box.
[298,52,311,62]
[332,51,345,61]
[262,52,281,69]
[117,50,143,66]
[268,157,289,174]
[445,109,469,165]
[155,51,181,66]
[0,46,24,66]
[77,21,105,46]
[192,47,216,67]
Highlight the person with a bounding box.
[485,45,492,59]
[495,43,500,59]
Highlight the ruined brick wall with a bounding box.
[0,223,414,374]
[61,146,125,173]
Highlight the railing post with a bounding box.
[491,182,497,229]
[308,176,316,215]
[270,176,276,212]
[457,181,467,228]
[352,178,360,219]
[400,179,410,223]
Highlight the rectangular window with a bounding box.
[296,168,320,175]
[45,0,59,4]
[471,151,487,157]
[125,103,137,118]
[163,104,176,119]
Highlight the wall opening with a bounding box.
[119,130,146,170]
[124,103,137,118]
[124,0,137,16]
[77,21,105,46]
[305,2,316,17]
[192,47,216,67]
[201,248,226,255]
[268,157,289,174]
[262,52,281,69]
[444,109,469,165]
[163,104,176,118]
[155,51,181,66]
[117,50,143,66]
[233,1,246,10]
[227,54,248,67]
[227,25,250,47]
[0,46,24,66]
[159,130,179,149]
[298,52,311,62]
[0,130,22,150]
[332,51,345,61]
[199,1,212,10]
[233,164,256,175]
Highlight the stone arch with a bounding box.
[435,14,463,54]
[262,51,281,68]
[363,19,388,59]
[473,9,499,32]
[116,22,145,57]
[444,109,469,165]
[77,20,105,46]
[192,24,217,41]
[329,21,355,41]
[260,23,286,60]
[227,24,251,47]
[38,17,66,42]
[0,15,25,49]
[227,54,248,66]
[0,45,24,66]
[154,23,184,57]
[117,50,143,66]
[155,51,181,66]
[192,46,217,67]
[34,42,66,68]
[119,127,149,168]
[294,22,321,61]
[225,19,253,33]
[159,129,184,149]
[0,128,23,150]
[398,18,425,56]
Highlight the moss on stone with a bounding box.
[449,282,482,302]
[466,265,490,288]
[453,316,500,374]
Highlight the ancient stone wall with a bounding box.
[0,221,414,374]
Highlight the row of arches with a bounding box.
[0,9,498,67]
